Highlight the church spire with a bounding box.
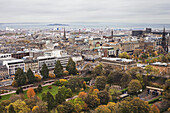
[162,27,168,53]
[63,28,66,40]
[111,29,113,38]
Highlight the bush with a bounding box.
[16,87,24,94]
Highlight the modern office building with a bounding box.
[3,59,25,75]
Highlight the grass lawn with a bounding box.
[36,85,59,99]
[0,85,59,102]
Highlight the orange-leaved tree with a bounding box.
[27,88,36,99]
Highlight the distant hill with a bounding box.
[47,24,69,26]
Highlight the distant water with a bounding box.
[0,22,170,30]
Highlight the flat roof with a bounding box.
[102,57,134,62]
[151,62,168,66]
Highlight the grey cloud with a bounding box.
[0,0,170,23]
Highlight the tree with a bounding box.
[120,73,132,88]
[46,92,55,111]
[42,92,55,111]
[109,89,121,101]
[83,81,87,90]
[151,104,160,113]
[84,94,100,108]
[130,97,151,113]
[25,99,36,110]
[127,67,143,79]
[95,76,107,91]
[107,102,116,113]
[78,92,87,100]
[9,104,16,113]
[70,98,86,112]
[36,101,48,113]
[93,64,105,77]
[107,70,123,85]
[128,80,142,95]
[40,63,49,79]
[144,65,159,76]
[35,73,41,81]
[26,68,36,84]
[95,105,111,113]
[6,100,30,113]
[116,100,132,113]
[37,84,43,93]
[54,60,64,78]
[16,87,23,94]
[163,79,170,100]
[14,68,26,86]
[27,88,36,99]
[9,95,22,102]
[48,73,56,78]
[66,58,77,75]
[32,106,39,113]
[118,52,130,59]
[62,101,75,113]
[97,91,110,105]
[56,90,65,104]
[66,77,82,92]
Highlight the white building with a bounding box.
[38,50,71,70]
[3,59,25,75]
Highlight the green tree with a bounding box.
[54,60,64,78]
[120,73,132,88]
[127,67,143,79]
[37,84,42,93]
[56,90,65,104]
[107,70,123,85]
[95,76,107,91]
[66,77,82,92]
[66,58,77,75]
[128,80,142,95]
[42,92,55,111]
[40,63,49,79]
[9,104,16,113]
[16,87,24,94]
[26,68,36,84]
[97,91,110,105]
[93,64,105,77]
[14,68,26,86]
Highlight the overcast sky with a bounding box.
[0,0,170,24]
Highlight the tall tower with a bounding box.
[111,29,113,38]
[63,28,66,40]
[162,27,168,53]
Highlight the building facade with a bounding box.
[3,59,25,75]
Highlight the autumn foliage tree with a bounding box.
[78,92,87,100]
[27,88,36,99]
[95,105,111,113]
[151,104,160,113]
